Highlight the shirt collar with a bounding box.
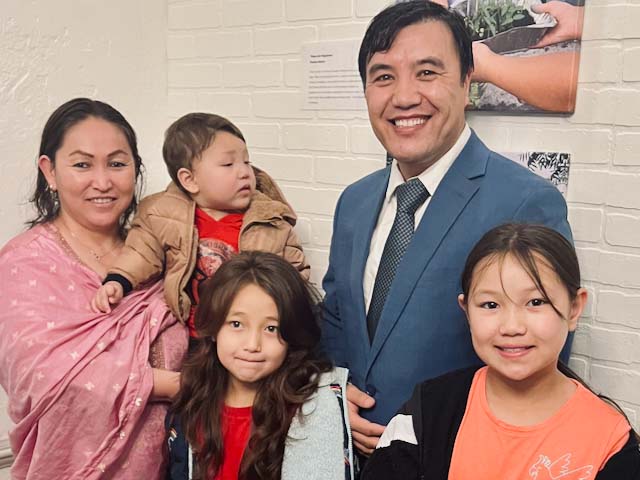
[385,124,471,202]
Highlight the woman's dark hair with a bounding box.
[460,223,639,440]
[358,0,474,86]
[28,97,144,236]
[171,251,332,480]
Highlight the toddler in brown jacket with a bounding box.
[91,113,309,341]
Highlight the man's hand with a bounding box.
[532,2,584,48]
[91,281,124,313]
[347,383,386,455]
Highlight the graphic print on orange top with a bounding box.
[448,367,630,480]
[528,453,592,479]
[188,208,243,337]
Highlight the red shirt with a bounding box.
[188,208,243,336]
[214,405,253,480]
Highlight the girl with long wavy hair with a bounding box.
[167,251,354,480]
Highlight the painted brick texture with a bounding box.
[165,0,640,425]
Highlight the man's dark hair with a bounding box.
[358,0,474,86]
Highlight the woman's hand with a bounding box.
[91,281,124,313]
[152,369,181,400]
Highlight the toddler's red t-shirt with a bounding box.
[188,208,243,337]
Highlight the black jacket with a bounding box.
[362,367,640,480]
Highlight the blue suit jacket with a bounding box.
[321,132,572,425]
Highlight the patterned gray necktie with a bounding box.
[367,178,430,342]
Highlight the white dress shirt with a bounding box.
[363,124,472,312]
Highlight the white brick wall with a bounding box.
[222,0,284,26]
[0,1,170,247]
[167,0,640,425]
[2,4,639,471]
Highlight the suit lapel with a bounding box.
[349,168,390,352]
[367,132,490,367]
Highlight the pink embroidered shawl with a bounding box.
[0,224,188,479]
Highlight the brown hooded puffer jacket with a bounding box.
[108,167,309,323]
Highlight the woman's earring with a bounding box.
[48,185,59,207]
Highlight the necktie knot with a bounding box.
[395,178,429,215]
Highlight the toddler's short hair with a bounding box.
[162,113,245,188]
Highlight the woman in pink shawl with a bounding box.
[0,98,188,479]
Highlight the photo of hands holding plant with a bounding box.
[420,0,586,113]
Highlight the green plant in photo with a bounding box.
[465,0,534,41]
[468,82,482,109]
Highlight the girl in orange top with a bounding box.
[363,223,640,480]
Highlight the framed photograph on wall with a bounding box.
[499,151,571,195]
[396,0,585,113]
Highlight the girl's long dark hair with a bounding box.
[460,223,638,441]
[171,251,332,479]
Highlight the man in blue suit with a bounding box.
[321,1,572,457]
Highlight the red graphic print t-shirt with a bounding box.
[188,208,243,337]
